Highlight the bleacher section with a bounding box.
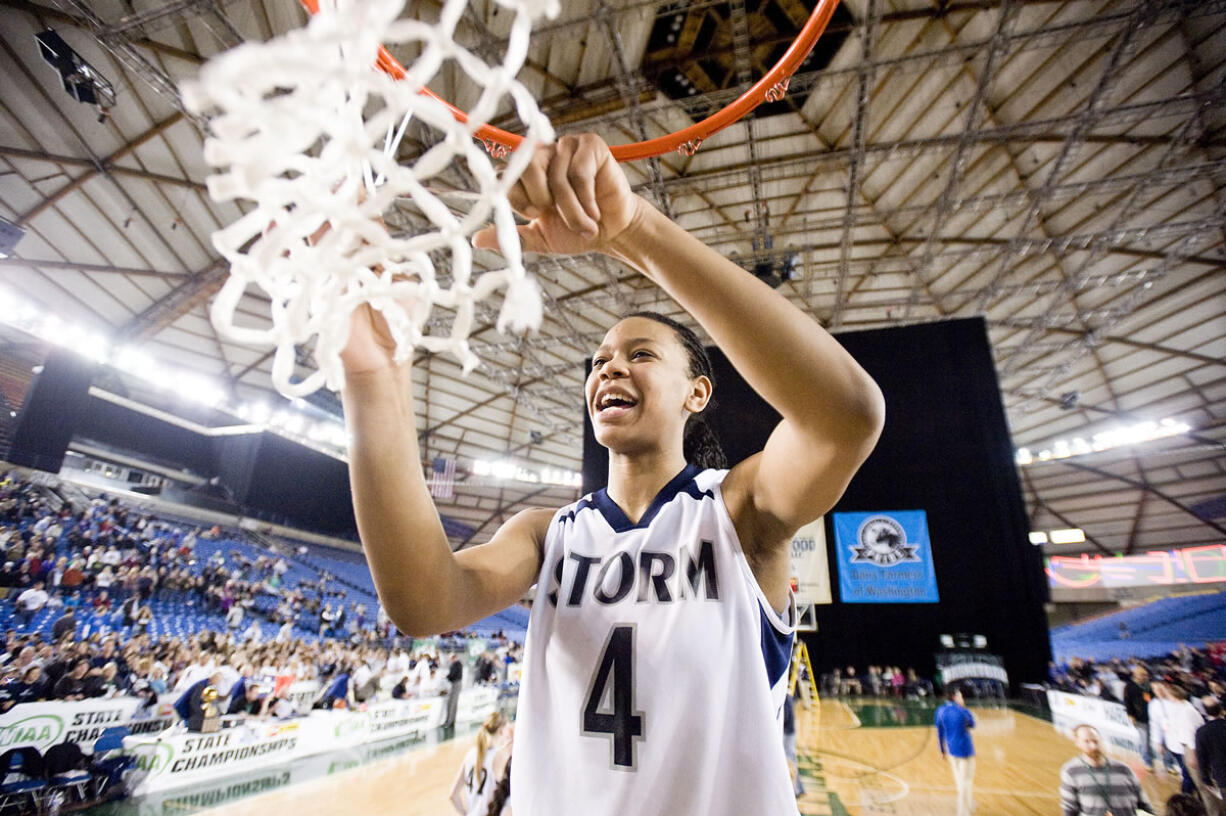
[281,539,380,609]
[279,537,531,639]
[0,596,256,642]
[1051,590,1226,662]
[1,520,286,642]
[2,495,531,643]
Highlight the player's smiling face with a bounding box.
[586,316,710,455]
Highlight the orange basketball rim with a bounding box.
[298,0,841,161]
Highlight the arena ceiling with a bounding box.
[0,0,1224,557]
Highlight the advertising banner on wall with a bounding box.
[832,510,940,603]
[123,687,499,796]
[0,695,179,754]
[1047,690,1144,758]
[0,681,326,755]
[789,518,832,605]
[0,684,502,797]
[1047,545,1226,589]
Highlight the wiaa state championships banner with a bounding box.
[832,510,940,603]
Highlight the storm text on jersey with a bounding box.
[545,539,721,607]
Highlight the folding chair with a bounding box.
[89,727,133,800]
[43,741,91,805]
[0,746,48,815]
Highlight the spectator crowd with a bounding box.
[0,471,523,719]
[820,664,935,699]
[1049,645,1226,815]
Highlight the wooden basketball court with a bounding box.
[189,699,1180,816]
[794,699,1178,815]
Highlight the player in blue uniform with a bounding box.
[936,687,977,816]
[339,133,885,813]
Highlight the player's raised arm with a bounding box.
[340,310,548,637]
[475,133,885,607]
[609,197,884,517]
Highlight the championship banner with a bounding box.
[0,696,178,754]
[832,510,940,603]
[123,687,499,796]
[0,682,325,756]
[789,518,832,605]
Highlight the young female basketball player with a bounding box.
[449,711,510,816]
[340,133,885,814]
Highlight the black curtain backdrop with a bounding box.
[243,433,356,535]
[74,394,358,535]
[77,396,214,476]
[6,349,98,472]
[582,317,1050,685]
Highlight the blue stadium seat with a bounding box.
[1051,590,1226,662]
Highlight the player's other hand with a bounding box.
[474,133,648,256]
[340,302,411,376]
[328,214,417,377]
[299,186,419,378]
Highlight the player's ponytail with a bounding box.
[684,414,728,470]
[626,311,728,471]
[474,710,505,780]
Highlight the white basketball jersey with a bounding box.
[460,745,498,816]
[512,465,799,816]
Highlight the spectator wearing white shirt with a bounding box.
[1163,683,1206,796]
[47,556,68,590]
[1151,682,1176,774]
[387,650,411,677]
[420,662,446,697]
[174,659,218,693]
[15,581,49,627]
[215,662,241,697]
[352,659,376,703]
[243,620,263,644]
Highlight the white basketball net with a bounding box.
[182,0,558,397]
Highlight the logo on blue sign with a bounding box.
[851,516,919,566]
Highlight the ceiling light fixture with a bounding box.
[1049,528,1086,545]
[1016,417,1191,467]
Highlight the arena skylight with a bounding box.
[0,285,348,453]
[1015,417,1191,466]
[1,287,570,484]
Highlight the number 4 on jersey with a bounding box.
[582,625,644,769]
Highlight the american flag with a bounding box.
[430,456,456,500]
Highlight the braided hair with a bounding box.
[624,311,728,470]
